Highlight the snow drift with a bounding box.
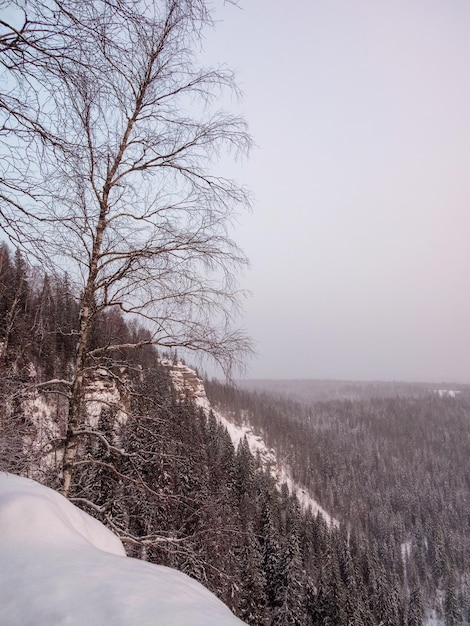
[0,473,245,626]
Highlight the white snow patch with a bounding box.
[424,610,445,626]
[435,389,460,398]
[0,473,245,626]
[21,391,63,474]
[401,539,412,584]
[23,392,60,438]
[85,370,129,428]
[19,369,129,475]
[401,539,412,563]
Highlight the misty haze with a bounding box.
[1,1,469,625]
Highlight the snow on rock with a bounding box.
[164,361,338,527]
[214,406,338,527]
[162,359,209,407]
[21,392,63,473]
[19,367,129,477]
[85,368,130,429]
[0,473,246,626]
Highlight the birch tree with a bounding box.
[1,0,252,495]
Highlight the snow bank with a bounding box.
[0,473,245,626]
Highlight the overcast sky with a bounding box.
[202,0,470,383]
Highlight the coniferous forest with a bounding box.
[2,1,469,624]
[1,244,470,625]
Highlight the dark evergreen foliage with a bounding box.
[1,245,469,624]
[206,378,470,624]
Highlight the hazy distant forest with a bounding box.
[206,381,470,625]
[1,244,469,625]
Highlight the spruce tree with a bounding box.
[445,575,461,626]
[237,525,268,625]
[407,585,424,626]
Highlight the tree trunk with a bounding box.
[62,205,107,497]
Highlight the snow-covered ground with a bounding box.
[0,473,245,626]
[165,362,337,526]
[425,611,445,626]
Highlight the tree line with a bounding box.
[3,246,468,623]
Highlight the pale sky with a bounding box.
[203,0,470,383]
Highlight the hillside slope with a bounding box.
[165,361,336,525]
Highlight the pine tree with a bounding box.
[34,274,57,378]
[444,575,461,626]
[338,533,370,626]
[1,249,31,364]
[235,436,255,527]
[271,530,308,626]
[260,498,283,616]
[407,584,424,626]
[237,525,268,625]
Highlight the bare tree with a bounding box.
[1,0,252,496]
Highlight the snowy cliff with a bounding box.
[163,361,337,526]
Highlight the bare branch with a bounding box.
[1,0,253,495]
